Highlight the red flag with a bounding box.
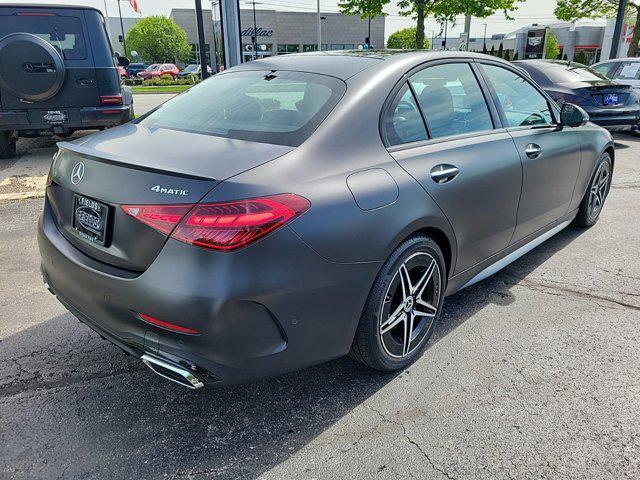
[129,0,139,14]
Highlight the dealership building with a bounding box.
[109,8,384,68]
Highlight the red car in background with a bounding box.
[137,63,179,80]
[118,66,128,79]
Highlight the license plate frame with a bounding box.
[603,93,620,106]
[42,110,68,124]
[72,194,110,246]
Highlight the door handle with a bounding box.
[525,143,543,159]
[430,164,459,184]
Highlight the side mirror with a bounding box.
[117,56,130,67]
[560,103,589,128]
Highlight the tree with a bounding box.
[125,16,192,63]
[545,29,560,59]
[555,0,640,57]
[512,50,518,60]
[489,44,496,56]
[340,0,523,50]
[497,41,504,58]
[387,27,430,48]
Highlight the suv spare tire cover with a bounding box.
[0,33,65,102]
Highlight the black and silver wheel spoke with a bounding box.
[588,161,611,219]
[379,252,441,359]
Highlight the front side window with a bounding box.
[482,64,554,128]
[383,83,427,146]
[409,63,494,139]
[140,70,346,147]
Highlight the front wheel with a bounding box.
[574,152,612,228]
[350,235,445,371]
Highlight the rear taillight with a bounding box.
[122,204,193,235]
[122,194,310,252]
[100,95,123,105]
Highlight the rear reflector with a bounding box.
[100,95,123,105]
[137,313,201,335]
[122,194,310,252]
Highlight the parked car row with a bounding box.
[118,63,214,80]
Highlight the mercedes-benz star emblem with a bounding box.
[71,162,85,185]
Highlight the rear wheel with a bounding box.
[350,235,445,371]
[575,152,612,228]
[0,131,16,159]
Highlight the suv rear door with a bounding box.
[0,7,102,110]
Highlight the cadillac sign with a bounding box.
[241,27,274,37]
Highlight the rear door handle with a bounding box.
[430,164,459,184]
[525,143,543,159]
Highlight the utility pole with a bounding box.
[463,14,471,51]
[117,0,126,55]
[443,19,448,50]
[195,0,209,77]
[610,0,628,59]
[251,1,258,60]
[483,22,487,52]
[317,0,321,51]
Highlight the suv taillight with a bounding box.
[100,95,123,105]
[122,194,310,252]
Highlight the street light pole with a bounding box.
[317,0,321,51]
[483,23,487,53]
[195,0,209,78]
[610,0,628,59]
[251,1,258,60]
[117,0,126,55]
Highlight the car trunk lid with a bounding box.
[48,124,294,272]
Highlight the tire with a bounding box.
[0,131,16,160]
[350,235,446,371]
[574,152,612,228]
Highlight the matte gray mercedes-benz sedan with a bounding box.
[38,51,614,389]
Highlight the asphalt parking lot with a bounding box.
[1,133,639,479]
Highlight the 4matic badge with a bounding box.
[150,185,189,196]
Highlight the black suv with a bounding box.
[0,4,134,159]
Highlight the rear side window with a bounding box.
[614,62,640,80]
[140,70,346,147]
[481,64,553,128]
[0,14,86,60]
[409,63,494,139]
[383,83,427,146]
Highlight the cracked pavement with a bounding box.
[1,134,640,479]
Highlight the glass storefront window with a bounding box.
[211,0,225,71]
[278,44,300,54]
[303,44,328,52]
[330,44,355,50]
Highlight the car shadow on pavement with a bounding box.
[0,226,586,479]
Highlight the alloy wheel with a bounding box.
[588,160,611,220]
[379,252,441,358]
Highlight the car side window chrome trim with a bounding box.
[386,128,510,153]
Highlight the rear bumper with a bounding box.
[38,195,378,386]
[0,105,133,132]
[584,105,640,130]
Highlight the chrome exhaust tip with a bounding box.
[141,353,204,389]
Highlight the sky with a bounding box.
[6,0,599,39]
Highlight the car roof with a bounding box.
[594,57,640,65]
[233,50,512,80]
[0,3,102,13]
[514,59,590,70]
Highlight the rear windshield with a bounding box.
[543,63,610,83]
[139,70,346,147]
[0,14,86,60]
